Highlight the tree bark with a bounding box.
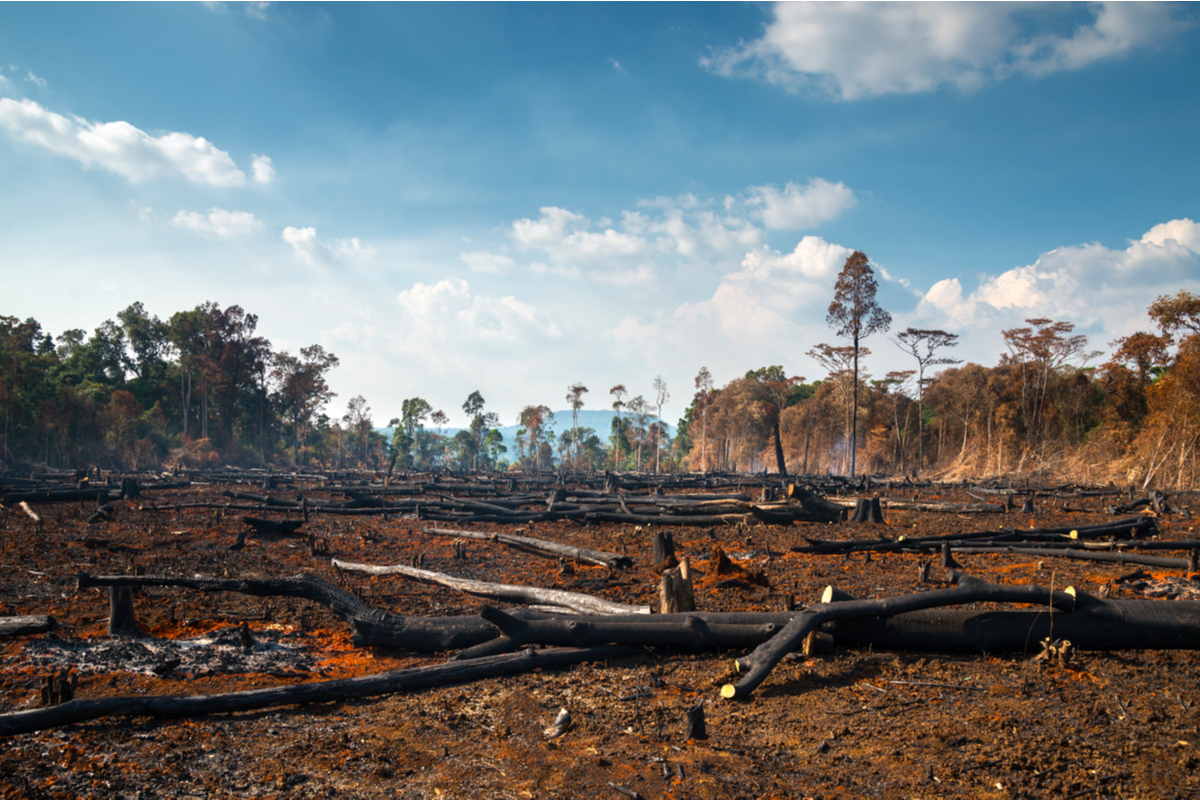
[722,575,1081,700]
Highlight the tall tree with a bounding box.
[826,251,891,476]
[609,384,627,469]
[894,328,960,472]
[652,375,669,473]
[693,367,714,473]
[342,395,374,464]
[1149,290,1200,339]
[741,366,801,476]
[518,404,552,470]
[565,383,588,468]
[270,344,339,463]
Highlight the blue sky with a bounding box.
[2,2,1198,427]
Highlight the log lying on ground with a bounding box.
[331,558,649,615]
[478,606,784,650]
[796,516,1158,555]
[76,572,516,651]
[947,545,1191,570]
[722,575,1082,700]
[423,526,632,569]
[0,645,634,737]
[0,615,55,637]
[831,497,1005,514]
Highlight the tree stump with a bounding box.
[684,700,707,740]
[652,530,677,569]
[108,586,141,637]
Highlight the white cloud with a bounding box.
[746,178,857,230]
[704,2,1184,100]
[608,58,625,72]
[612,235,857,378]
[501,178,851,284]
[914,218,1200,337]
[395,278,562,356]
[25,70,47,89]
[251,154,275,184]
[460,250,516,274]
[282,225,377,268]
[172,208,263,238]
[0,97,253,186]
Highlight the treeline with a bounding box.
[0,301,674,474]
[0,302,344,470]
[673,292,1200,489]
[4,283,1199,488]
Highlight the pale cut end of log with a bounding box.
[543,707,572,738]
[18,501,42,533]
[820,585,853,604]
[720,683,738,699]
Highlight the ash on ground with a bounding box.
[22,626,315,678]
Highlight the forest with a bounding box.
[2,255,1199,488]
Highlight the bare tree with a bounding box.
[565,383,588,468]
[826,251,891,477]
[693,367,714,473]
[609,384,627,469]
[894,328,960,472]
[652,375,669,473]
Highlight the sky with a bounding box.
[2,1,1199,428]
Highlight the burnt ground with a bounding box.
[1,483,1199,799]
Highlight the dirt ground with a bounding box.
[1,482,1198,799]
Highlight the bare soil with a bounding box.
[2,483,1198,799]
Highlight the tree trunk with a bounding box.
[850,334,859,477]
[772,417,787,476]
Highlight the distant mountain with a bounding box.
[378,408,674,461]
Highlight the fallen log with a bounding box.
[0,645,633,737]
[76,572,515,651]
[423,527,632,569]
[331,558,649,615]
[947,545,1190,570]
[722,575,1083,700]
[797,516,1158,555]
[479,606,782,650]
[0,615,55,637]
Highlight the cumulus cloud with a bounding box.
[395,278,562,356]
[612,235,856,377]
[914,218,1200,335]
[0,97,260,186]
[251,154,275,184]
[704,2,1185,100]
[172,208,263,238]
[282,226,376,268]
[746,178,857,230]
[498,178,851,284]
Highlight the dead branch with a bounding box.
[330,558,648,615]
[0,645,633,737]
